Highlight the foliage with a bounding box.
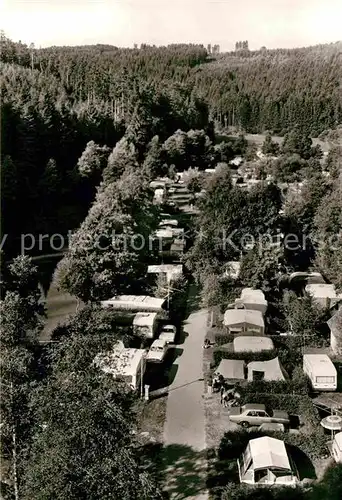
[217,483,306,500]
[77,140,111,179]
[2,36,341,253]
[325,144,342,178]
[281,128,313,159]
[283,172,331,234]
[0,256,44,497]
[55,168,159,302]
[310,464,342,500]
[182,167,205,196]
[19,303,162,499]
[261,133,280,156]
[239,245,283,291]
[188,178,282,309]
[22,370,161,500]
[1,51,210,255]
[270,154,308,182]
[282,291,329,346]
[162,128,215,172]
[313,184,342,290]
[200,275,236,309]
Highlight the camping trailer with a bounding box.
[133,312,158,339]
[94,346,146,391]
[331,432,342,463]
[303,354,337,391]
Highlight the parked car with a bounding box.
[229,403,290,428]
[159,324,176,344]
[146,339,168,363]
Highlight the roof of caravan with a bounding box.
[334,432,342,450]
[305,284,339,299]
[101,295,165,310]
[159,219,179,227]
[249,436,291,471]
[233,336,274,352]
[154,229,174,239]
[94,347,145,377]
[303,354,337,376]
[328,308,342,330]
[224,309,264,327]
[147,264,183,275]
[133,312,158,327]
[241,288,267,304]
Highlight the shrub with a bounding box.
[310,463,342,500]
[218,427,326,473]
[217,483,306,500]
[214,334,235,346]
[238,392,320,428]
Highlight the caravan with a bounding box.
[303,354,337,391]
[94,345,146,391]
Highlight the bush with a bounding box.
[213,334,307,376]
[310,463,342,500]
[218,427,326,473]
[216,483,306,500]
[238,368,309,396]
[214,334,235,346]
[209,426,327,499]
[238,391,320,428]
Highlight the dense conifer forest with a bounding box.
[1,33,342,500]
[1,36,342,254]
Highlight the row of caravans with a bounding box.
[98,296,165,390]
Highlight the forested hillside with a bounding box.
[1,36,341,255]
[2,37,341,137]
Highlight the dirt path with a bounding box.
[163,290,208,500]
[40,282,79,341]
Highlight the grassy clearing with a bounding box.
[137,395,168,443]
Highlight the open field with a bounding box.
[244,133,331,152]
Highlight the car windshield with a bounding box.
[151,346,163,352]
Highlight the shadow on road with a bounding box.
[162,444,207,499]
[183,283,201,321]
[177,327,189,345]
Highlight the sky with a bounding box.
[1,0,341,50]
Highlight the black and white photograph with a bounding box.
[1,1,342,499]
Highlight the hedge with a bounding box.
[217,428,327,464]
[214,334,235,346]
[212,334,303,376]
[238,392,320,428]
[239,367,310,395]
[215,484,306,500]
[208,428,327,500]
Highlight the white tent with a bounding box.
[247,357,286,381]
[249,436,291,471]
[216,359,245,380]
[239,436,298,485]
